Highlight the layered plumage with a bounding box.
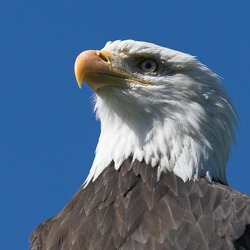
[30,40,250,249]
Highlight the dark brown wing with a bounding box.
[30,159,250,250]
[234,225,250,250]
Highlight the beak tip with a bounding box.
[77,81,83,89]
[74,55,83,89]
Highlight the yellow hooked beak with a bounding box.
[74,49,151,92]
[74,50,114,91]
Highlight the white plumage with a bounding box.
[87,40,237,184]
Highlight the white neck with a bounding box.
[84,82,235,185]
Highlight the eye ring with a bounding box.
[138,59,158,73]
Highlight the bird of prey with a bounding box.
[30,40,250,250]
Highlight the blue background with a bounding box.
[1,1,249,249]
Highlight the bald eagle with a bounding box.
[30,40,250,250]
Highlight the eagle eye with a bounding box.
[138,59,158,73]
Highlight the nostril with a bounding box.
[99,53,109,62]
[97,51,110,63]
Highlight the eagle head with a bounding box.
[74,40,237,185]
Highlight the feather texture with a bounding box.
[30,159,250,250]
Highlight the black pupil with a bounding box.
[144,62,152,69]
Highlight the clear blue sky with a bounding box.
[1,1,250,249]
